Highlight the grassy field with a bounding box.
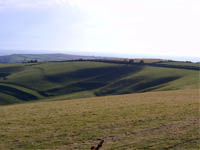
[0,89,199,150]
[0,61,199,105]
[157,61,200,67]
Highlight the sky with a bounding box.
[0,0,200,61]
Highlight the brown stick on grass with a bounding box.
[91,140,104,150]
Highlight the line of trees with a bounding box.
[91,59,144,65]
[22,59,38,63]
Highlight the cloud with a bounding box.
[0,0,199,58]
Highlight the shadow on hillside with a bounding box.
[0,66,24,80]
[130,76,180,92]
[45,65,144,96]
[0,73,10,78]
[0,66,24,73]
[0,85,38,101]
[45,65,142,83]
[95,76,181,96]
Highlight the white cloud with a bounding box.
[65,0,200,57]
[0,0,199,58]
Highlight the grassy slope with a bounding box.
[2,62,116,90]
[0,62,119,104]
[0,61,199,104]
[158,61,200,67]
[0,89,199,150]
[95,66,199,96]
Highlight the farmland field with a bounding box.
[157,61,200,67]
[0,89,199,150]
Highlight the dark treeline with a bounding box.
[22,59,38,63]
[40,58,200,71]
[53,58,143,64]
[63,59,200,71]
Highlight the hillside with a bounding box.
[0,89,199,150]
[0,61,199,105]
[0,53,102,64]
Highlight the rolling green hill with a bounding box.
[0,61,199,105]
[0,89,199,149]
[0,60,199,149]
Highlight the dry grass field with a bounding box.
[0,89,199,150]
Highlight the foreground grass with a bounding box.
[0,89,199,150]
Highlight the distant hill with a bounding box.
[0,53,102,64]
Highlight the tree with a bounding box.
[129,59,134,64]
[140,60,144,64]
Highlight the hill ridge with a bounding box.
[0,53,103,64]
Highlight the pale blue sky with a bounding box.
[0,0,199,61]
